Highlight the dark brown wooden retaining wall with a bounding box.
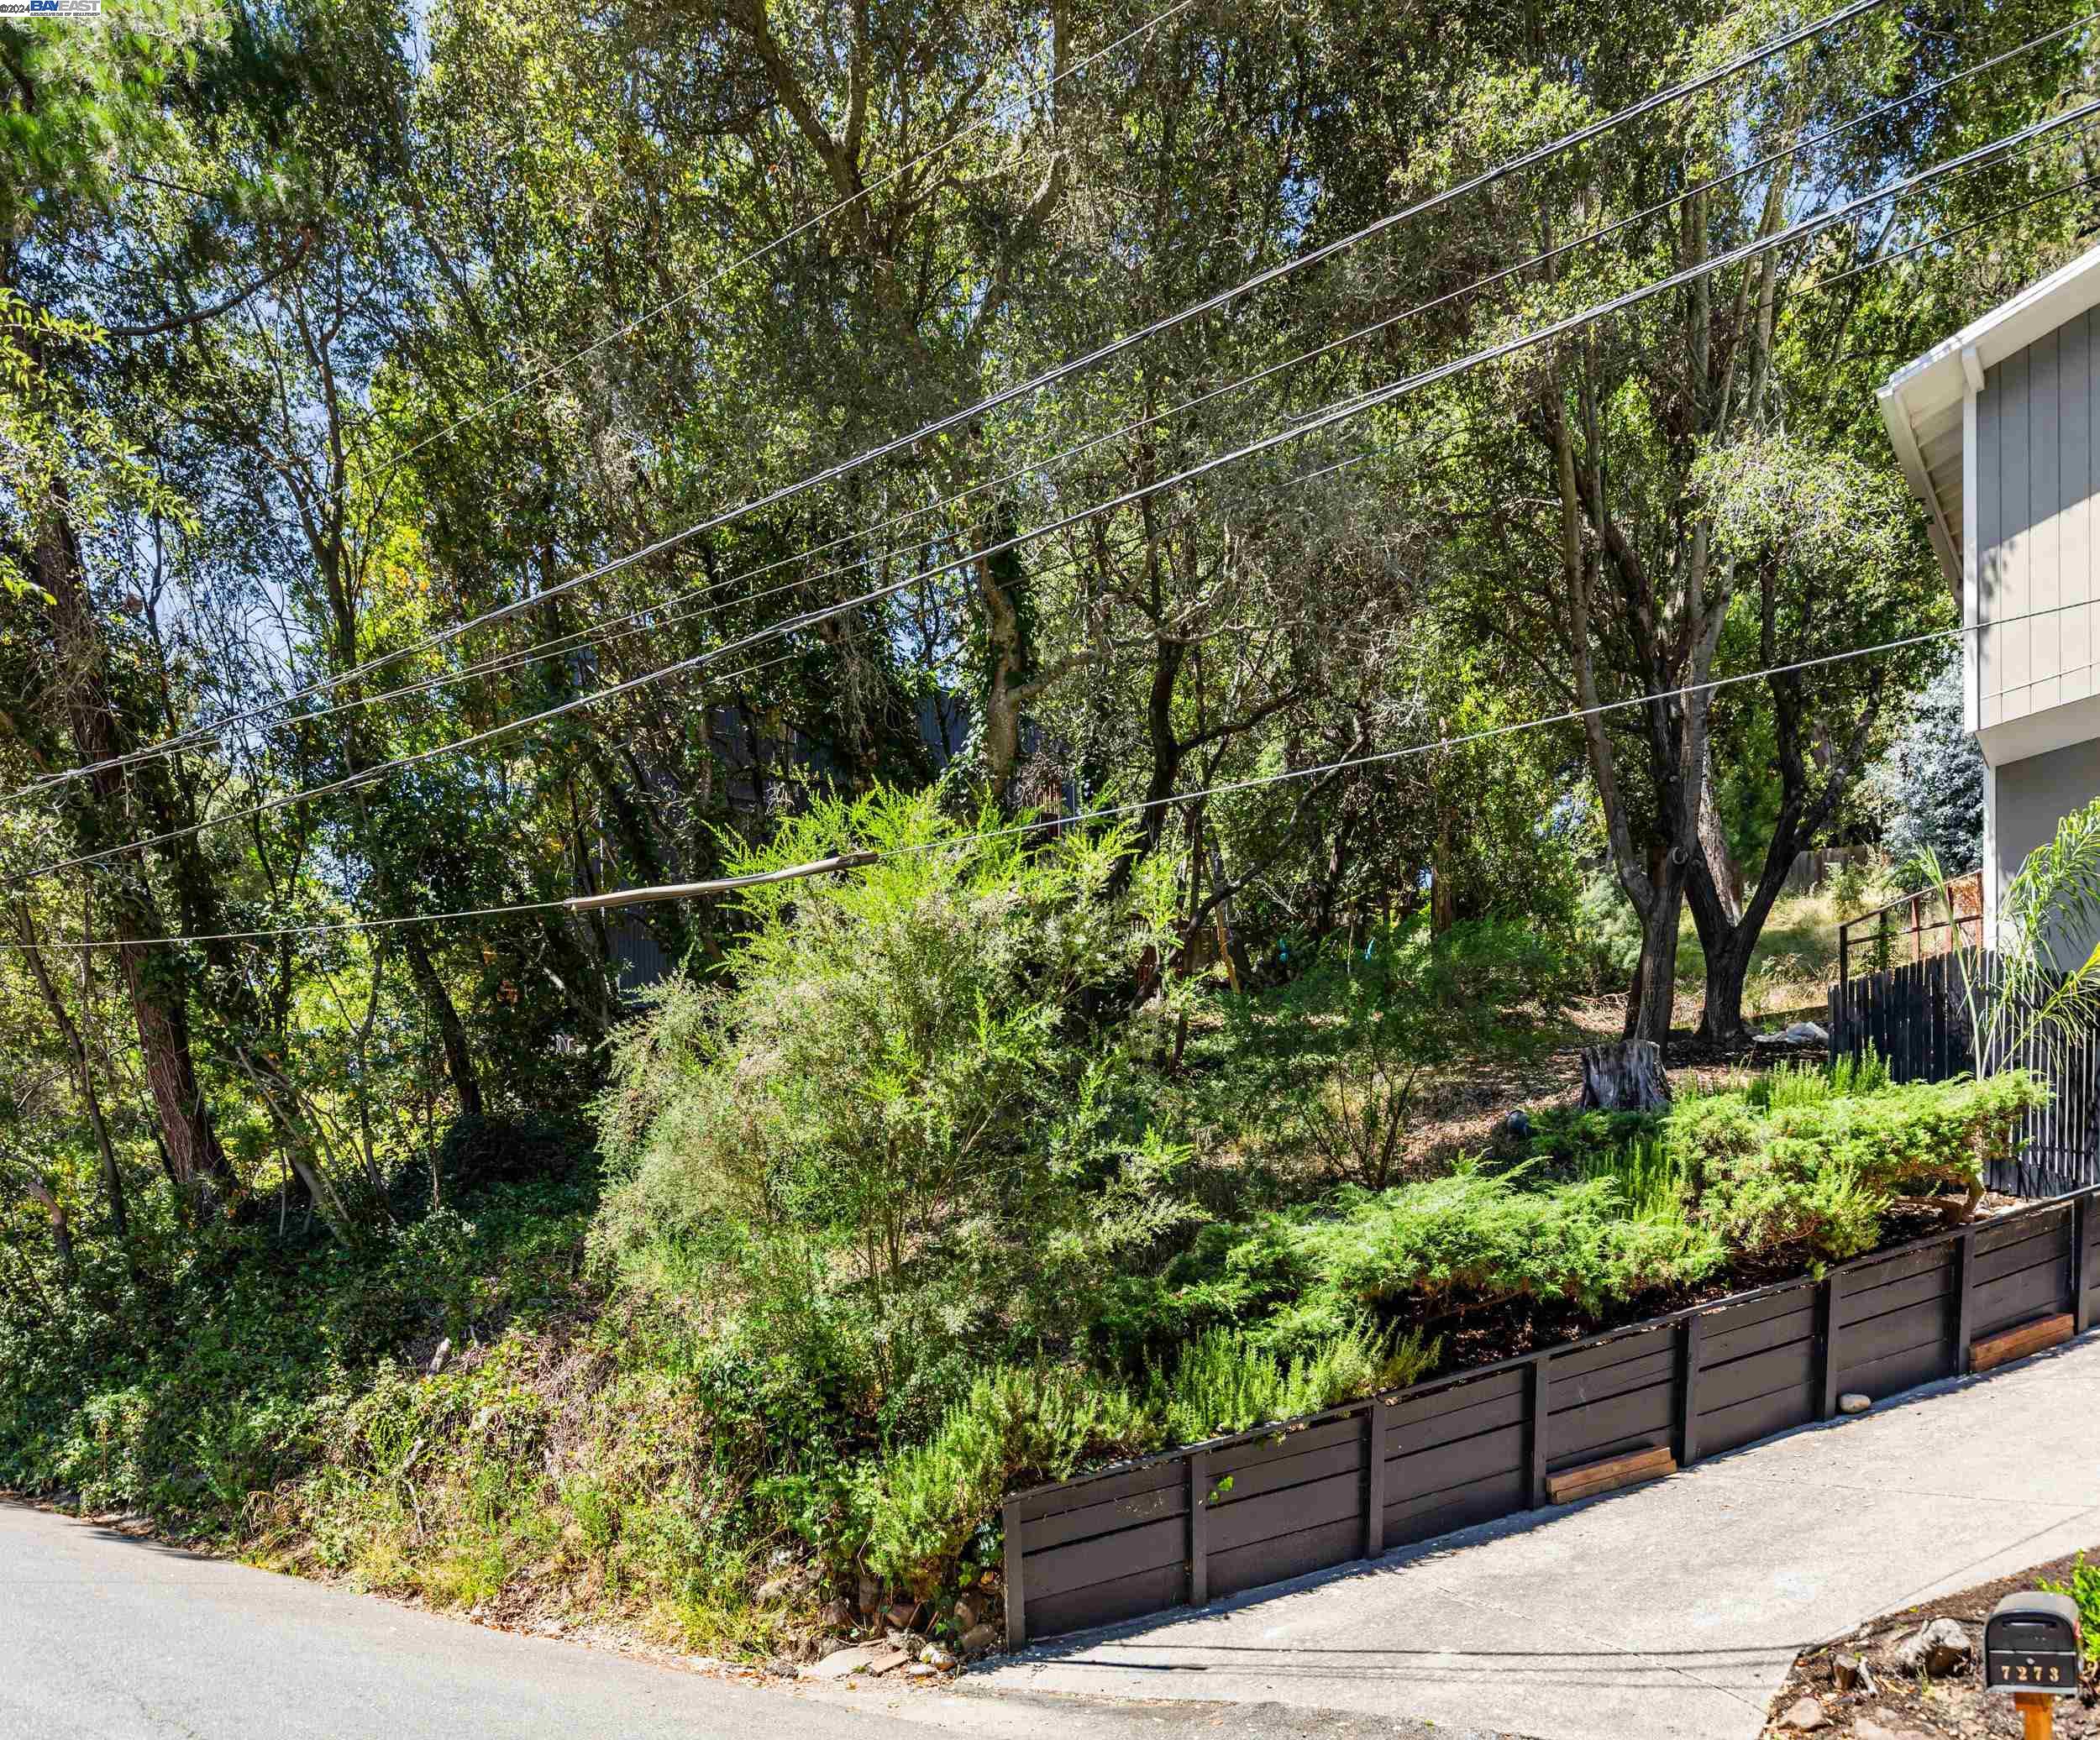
[1004,1187,2100,1645]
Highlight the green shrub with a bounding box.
[2040,1553,2100,1669]
[1675,1070,2047,1257]
[1579,1135,1688,1222]
[590,791,1186,1434]
[1147,1323,1437,1446]
[865,1366,1153,1597]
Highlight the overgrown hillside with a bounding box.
[0,797,2042,1662]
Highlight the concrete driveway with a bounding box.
[973,1334,2100,1740]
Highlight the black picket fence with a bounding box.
[1827,952,2100,1197]
[1001,1187,2100,1646]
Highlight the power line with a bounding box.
[372,0,1202,480]
[17,6,2071,809]
[12,3,1198,804]
[16,0,1891,804]
[6,589,2085,954]
[12,97,2094,889]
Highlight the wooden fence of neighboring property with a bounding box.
[1828,952,2100,1197]
[1002,1187,2100,1646]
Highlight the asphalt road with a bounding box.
[0,1500,1460,1740]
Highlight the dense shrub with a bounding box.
[1131,1161,1727,1357]
[864,1321,1438,1598]
[865,1367,1152,1597]
[1676,1071,2046,1256]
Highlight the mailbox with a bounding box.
[1986,1591,2082,1695]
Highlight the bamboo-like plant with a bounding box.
[1921,801,2100,1208]
[1930,799,2100,1083]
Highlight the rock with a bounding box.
[953,1596,980,1633]
[861,1644,914,1677]
[1830,1652,1874,1693]
[1891,1618,1973,1678]
[428,1337,451,1375]
[885,1600,927,1633]
[822,1597,854,1632]
[958,1622,1000,1659]
[1838,1393,1872,1416]
[919,1643,956,1671]
[857,1575,881,1615]
[1755,1021,1830,1052]
[806,1645,877,1680]
[885,1630,927,1654]
[1782,1695,1830,1732]
[904,1664,941,1679]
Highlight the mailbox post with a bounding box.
[1986,1592,2084,1739]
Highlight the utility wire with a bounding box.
[10,101,2095,892]
[374,0,1202,479]
[7,589,2087,953]
[15,5,2072,809]
[9,2,1200,804]
[15,0,1892,804]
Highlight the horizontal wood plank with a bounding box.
[1973,1261,2073,1339]
[1022,1476,1188,1554]
[1545,1445,1675,1505]
[1207,1514,1363,1603]
[1971,1313,2075,1374]
[1025,1559,1186,1643]
[1695,1378,1818,1459]
[1207,1468,1363,1556]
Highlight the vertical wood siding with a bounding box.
[1979,312,2100,727]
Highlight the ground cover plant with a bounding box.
[1,795,2051,1664]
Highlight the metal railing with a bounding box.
[1836,873,1983,983]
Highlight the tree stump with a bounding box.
[1580,1040,1672,1113]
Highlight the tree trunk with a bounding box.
[13,901,126,1238]
[976,513,1031,805]
[1580,1040,1672,1112]
[35,495,229,1203]
[1621,852,1688,1044]
[1698,750,1744,925]
[403,933,481,1119]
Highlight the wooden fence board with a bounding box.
[1025,1513,1186,1602]
[1026,1560,1189,1643]
[1547,1402,1676,1475]
[1024,1479,1189,1554]
[1386,1378,1528,1455]
[1208,1515,1362,1601]
[1700,1297,1818,1367]
[1207,1434,1363,1510]
[1972,1260,2074,1339]
[1840,1250,1957,1329]
[1208,1469,1364,1556]
[1694,1377,1819,1458]
[1385,1421,1527,1504]
[1838,1338,1952,1402]
[1382,1467,1528,1550]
